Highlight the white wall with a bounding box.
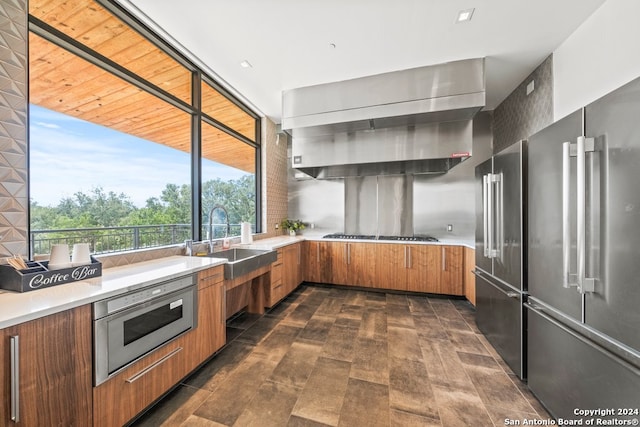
[554,0,640,120]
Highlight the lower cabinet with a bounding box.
[464,247,476,305]
[93,334,192,427]
[93,266,226,427]
[192,266,226,366]
[305,240,465,296]
[439,245,464,296]
[266,242,303,307]
[1,305,93,427]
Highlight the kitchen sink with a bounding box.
[203,248,277,279]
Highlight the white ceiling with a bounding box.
[123,0,606,122]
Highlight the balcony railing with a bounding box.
[30,223,246,256]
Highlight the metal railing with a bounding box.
[31,223,254,256]
[30,224,192,256]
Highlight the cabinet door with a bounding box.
[407,245,441,293]
[464,247,476,305]
[375,243,406,290]
[93,335,191,427]
[440,246,464,295]
[294,242,303,287]
[347,243,376,287]
[192,266,225,367]
[1,306,93,426]
[304,241,320,282]
[316,242,333,284]
[283,244,298,293]
[266,249,284,307]
[324,241,349,285]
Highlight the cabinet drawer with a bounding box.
[93,336,190,427]
[268,280,285,306]
[271,262,283,283]
[198,266,224,290]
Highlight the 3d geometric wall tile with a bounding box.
[0,0,27,259]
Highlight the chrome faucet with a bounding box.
[208,205,230,253]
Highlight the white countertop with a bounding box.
[0,255,226,329]
[236,235,306,250]
[0,235,473,328]
[241,234,474,249]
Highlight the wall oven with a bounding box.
[93,274,197,385]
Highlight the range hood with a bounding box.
[282,58,485,178]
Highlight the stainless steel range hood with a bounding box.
[282,58,485,178]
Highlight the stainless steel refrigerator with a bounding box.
[527,77,640,419]
[474,139,527,380]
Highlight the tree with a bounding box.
[202,175,255,225]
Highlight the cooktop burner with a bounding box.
[322,234,439,242]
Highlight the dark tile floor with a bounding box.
[131,284,550,427]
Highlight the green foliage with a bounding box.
[280,218,306,231]
[30,177,256,233]
[203,175,255,226]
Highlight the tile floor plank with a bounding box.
[291,357,352,426]
[337,378,390,427]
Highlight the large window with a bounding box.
[28,0,260,256]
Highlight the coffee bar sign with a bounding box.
[0,257,102,293]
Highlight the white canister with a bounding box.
[241,222,253,244]
[49,244,71,270]
[71,243,91,266]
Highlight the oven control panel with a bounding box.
[93,274,195,319]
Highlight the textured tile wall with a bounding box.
[493,55,554,153]
[0,0,28,259]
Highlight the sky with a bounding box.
[29,105,249,208]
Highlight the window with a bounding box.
[201,121,256,238]
[28,0,260,256]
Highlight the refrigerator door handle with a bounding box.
[524,301,639,374]
[493,172,503,260]
[487,173,497,258]
[576,136,596,294]
[483,174,489,258]
[473,270,520,299]
[563,137,596,293]
[562,141,575,289]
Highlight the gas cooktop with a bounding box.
[322,234,439,242]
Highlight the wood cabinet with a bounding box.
[464,247,476,305]
[1,306,93,427]
[439,245,464,296]
[305,241,376,287]
[282,242,303,294]
[406,244,442,293]
[93,333,192,427]
[305,241,332,284]
[305,240,465,296]
[192,266,226,367]
[347,242,377,287]
[94,266,227,427]
[266,242,303,307]
[266,249,285,307]
[376,244,441,292]
[375,243,406,290]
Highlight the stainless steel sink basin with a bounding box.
[204,248,277,279]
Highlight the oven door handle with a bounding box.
[125,346,183,383]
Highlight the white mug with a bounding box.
[49,244,71,269]
[71,243,91,266]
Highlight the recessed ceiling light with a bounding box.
[240,60,252,68]
[456,8,475,23]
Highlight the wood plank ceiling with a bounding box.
[29,0,257,174]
